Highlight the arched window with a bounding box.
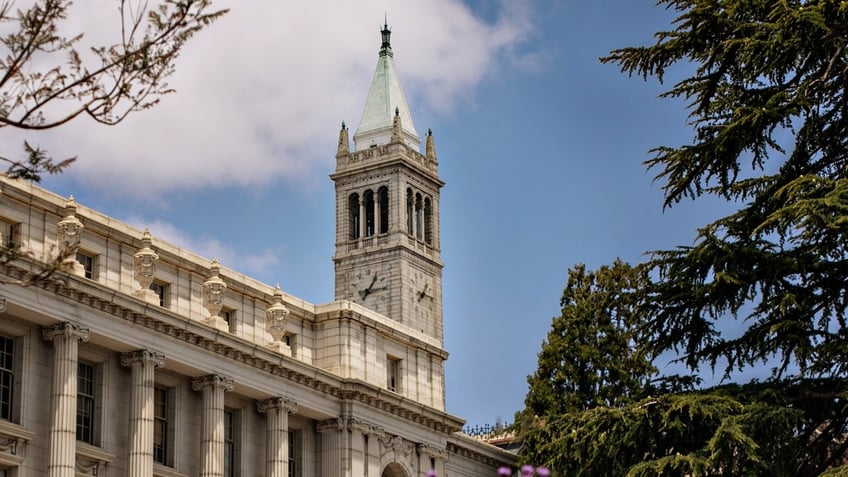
[406,188,414,235]
[415,193,423,240]
[378,187,389,234]
[349,193,360,240]
[424,197,432,244]
[364,190,375,237]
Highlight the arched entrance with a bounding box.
[381,462,409,477]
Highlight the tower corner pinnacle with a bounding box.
[426,128,437,162]
[390,107,402,143]
[337,121,350,157]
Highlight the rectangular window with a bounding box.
[222,308,236,334]
[76,362,95,444]
[284,333,296,357]
[0,220,20,248]
[224,409,234,477]
[153,387,168,465]
[0,335,13,421]
[150,281,169,307]
[75,251,96,280]
[387,356,400,392]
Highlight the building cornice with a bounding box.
[1,258,464,434]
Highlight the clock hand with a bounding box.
[359,274,379,300]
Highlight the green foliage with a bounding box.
[0,0,227,181]
[520,0,848,474]
[517,260,661,468]
[522,260,656,418]
[533,380,848,476]
[601,0,848,380]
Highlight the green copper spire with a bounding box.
[353,21,420,151]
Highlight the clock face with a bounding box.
[409,272,436,321]
[349,267,391,311]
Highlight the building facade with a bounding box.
[0,24,514,477]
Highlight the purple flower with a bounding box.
[536,467,550,477]
[426,471,437,477]
[520,465,535,476]
[497,467,512,476]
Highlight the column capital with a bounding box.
[257,397,297,414]
[317,417,347,433]
[417,443,449,460]
[120,349,165,368]
[191,374,234,392]
[42,322,90,343]
[349,418,386,437]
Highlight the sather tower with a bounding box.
[331,22,445,344]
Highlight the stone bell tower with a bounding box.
[331,22,445,344]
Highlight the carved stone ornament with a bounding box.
[317,418,347,433]
[57,195,83,256]
[133,229,159,290]
[120,349,165,368]
[191,374,235,392]
[379,434,413,457]
[418,443,449,460]
[266,284,290,332]
[75,457,102,476]
[42,322,90,343]
[202,258,227,318]
[256,397,298,415]
[349,418,386,438]
[0,436,18,454]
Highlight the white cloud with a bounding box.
[125,216,281,278]
[1,0,535,196]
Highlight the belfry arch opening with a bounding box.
[424,197,432,244]
[378,186,389,234]
[364,190,375,237]
[349,193,360,240]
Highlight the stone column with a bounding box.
[192,375,234,477]
[43,322,90,477]
[359,198,366,239]
[375,196,382,236]
[350,419,384,477]
[121,350,165,477]
[257,397,298,477]
[317,418,346,477]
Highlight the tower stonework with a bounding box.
[331,23,445,344]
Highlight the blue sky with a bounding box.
[21,0,739,427]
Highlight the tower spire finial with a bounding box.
[380,17,392,57]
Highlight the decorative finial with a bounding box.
[341,121,346,130]
[133,228,159,292]
[395,107,400,116]
[57,194,84,259]
[202,257,227,319]
[266,284,290,328]
[380,19,393,57]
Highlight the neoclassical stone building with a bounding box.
[0,24,513,477]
